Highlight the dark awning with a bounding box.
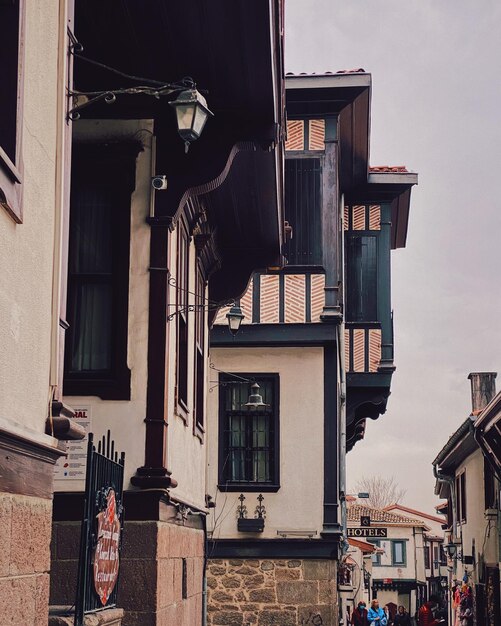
[73,0,285,303]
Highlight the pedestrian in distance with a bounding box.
[393,606,411,626]
[350,601,368,626]
[418,595,441,626]
[367,599,388,626]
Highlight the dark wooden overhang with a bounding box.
[346,171,418,249]
[432,418,477,479]
[73,0,285,303]
[286,73,371,191]
[474,392,501,481]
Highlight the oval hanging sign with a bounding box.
[93,489,121,605]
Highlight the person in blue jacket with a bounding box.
[367,599,388,626]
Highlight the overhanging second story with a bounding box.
[211,72,417,448]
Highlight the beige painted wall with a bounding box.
[166,230,208,509]
[59,120,153,490]
[207,347,324,539]
[456,448,499,579]
[0,0,61,436]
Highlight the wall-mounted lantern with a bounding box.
[244,383,269,410]
[444,541,457,560]
[226,305,245,335]
[170,88,213,153]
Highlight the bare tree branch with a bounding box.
[351,475,407,509]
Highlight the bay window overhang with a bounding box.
[474,391,501,481]
[345,176,417,452]
[73,0,285,304]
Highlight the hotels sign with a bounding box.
[347,527,387,538]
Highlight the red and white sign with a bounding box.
[93,489,121,605]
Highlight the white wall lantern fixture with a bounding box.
[244,383,269,410]
[170,87,214,153]
[226,305,244,335]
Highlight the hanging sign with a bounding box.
[54,406,92,480]
[347,527,387,538]
[93,489,121,606]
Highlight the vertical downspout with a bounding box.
[338,192,347,551]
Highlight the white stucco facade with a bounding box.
[0,0,61,437]
[207,346,325,540]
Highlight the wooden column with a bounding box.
[320,115,342,323]
[131,216,177,489]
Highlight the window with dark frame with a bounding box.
[176,220,189,413]
[219,374,279,491]
[64,144,136,400]
[392,540,406,565]
[424,545,430,569]
[0,0,24,223]
[193,265,206,434]
[284,158,322,266]
[456,471,467,523]
[345,234,378,322]
[484,457,498,510]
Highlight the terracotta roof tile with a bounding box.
[336,68,366,74]
[369,166,409,173]
[347,503,428,527]
[383,504,446,525]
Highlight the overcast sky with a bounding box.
[286,0,501,514]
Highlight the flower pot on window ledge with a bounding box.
[238,518,265,532]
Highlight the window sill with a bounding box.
[194,422,205,443]
[175,399,190,424]
[218,484,280,493]
[0,151,22,223]
[63,370,131,401]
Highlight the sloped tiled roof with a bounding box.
[370,166,409,173]
[347,503,428,528]
[383,503,446,525]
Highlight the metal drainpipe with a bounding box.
[432,464,457,626]
[338,193,348,554]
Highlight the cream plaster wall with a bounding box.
[0,0,61,436]
[207,347,324,539]
[58,120,154,490]
[166,230,207,510]
[456,448,499,578]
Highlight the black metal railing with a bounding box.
[74,431,125,626]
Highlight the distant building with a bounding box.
[384,504,448,602]
[347,503,428,618]
[433,372,501,626]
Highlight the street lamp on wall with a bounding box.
[226,305,245,335]
[444,541,457,560]
[170,88,213,153]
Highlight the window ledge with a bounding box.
[218,484,280,493]
[175,399,190,424]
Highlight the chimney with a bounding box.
[468,372,497,415]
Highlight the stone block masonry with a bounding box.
[51,519,205,626]
[0,493,53,626]
[207,558,338,626]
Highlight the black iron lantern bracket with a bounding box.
[67,41,211,153]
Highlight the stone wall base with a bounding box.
[49,607,124,625]
[51,519,205,626]
[0,493,53,626]
[207,557,339,626]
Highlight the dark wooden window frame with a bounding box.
[0,0,25,223]
[63,143,137,400]
[218,373,280,493]
[193,263,206,440]
[284,154,323,267]
[175,217,190,420]
[391,540,407,566]
[345,231,379,323]
[456,470,467,523]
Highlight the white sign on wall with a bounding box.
[54,406,92,480]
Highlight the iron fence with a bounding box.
[74,430,125,626]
